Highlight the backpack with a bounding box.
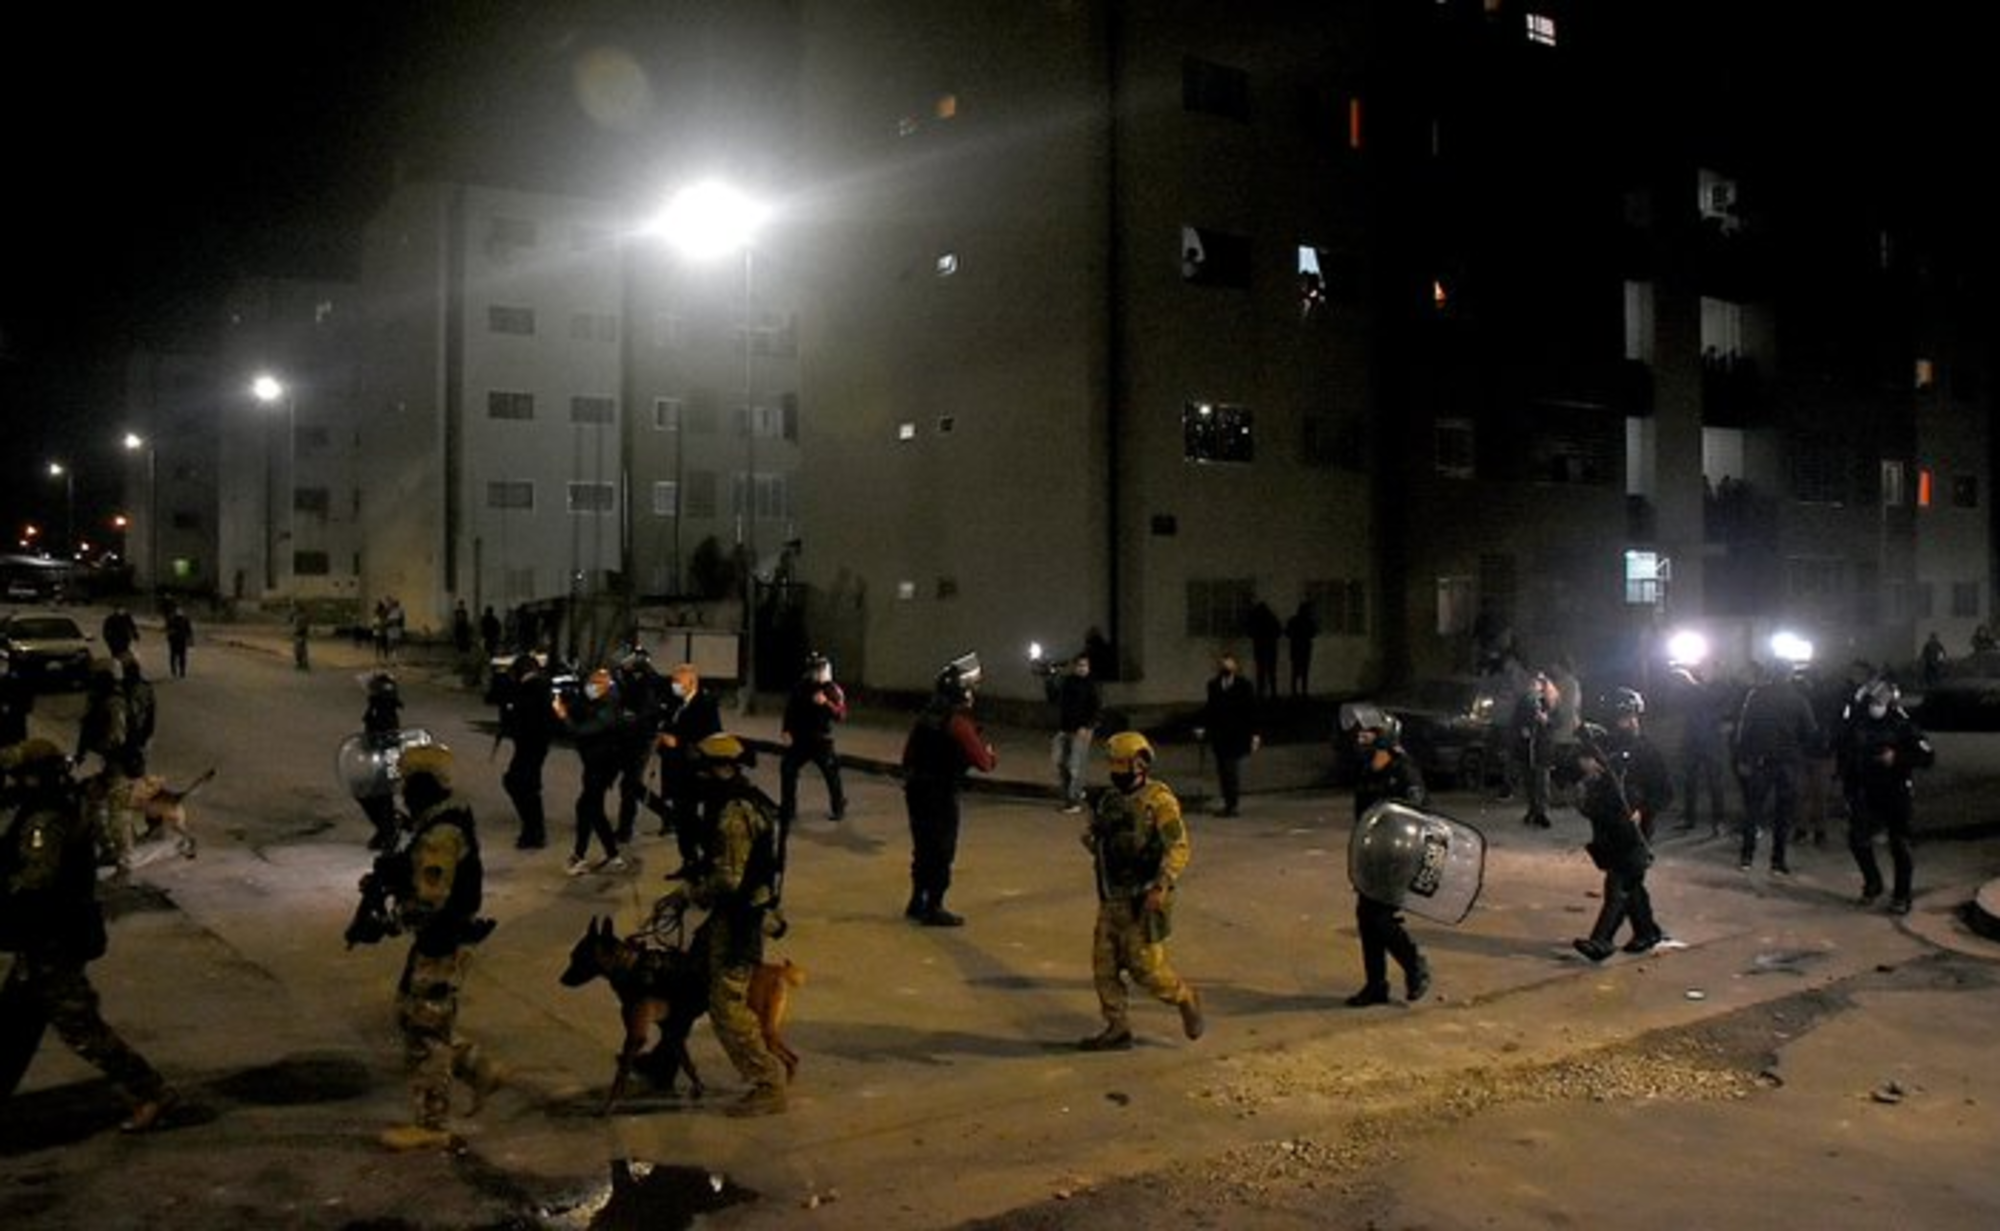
[125,677,158,748]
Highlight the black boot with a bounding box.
[904,890,930,920]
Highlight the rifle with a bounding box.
[343,849,407,948]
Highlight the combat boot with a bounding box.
[1077,1025,1134,1052]
[1344,983,1391,1007]
[119,1088,178,1134]
[1406,958,1432,1002]
[1178,988,1205,1040]
[726,1083,788,1117]
[380,1124,458,1151]
[462,1056,508,1115]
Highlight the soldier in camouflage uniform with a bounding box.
[657,733,789,1115]
[355,743,502,1150]
[1077,731,1205,1051]
[0,738,176,1131]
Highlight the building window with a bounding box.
[1182,56,1250,121]
[570,312,618,343]
[1624,551,1664,606]
[1954,476,1980,509]
[293,551,331,576]
[1180,226,1251,287]
[1436,419,1475,479]
[1624,280,1656,364]
[1437,576,1475,637]
[1791,440,1850,505]
[897,116,920,138]
[1787,556,1845,606]
[1881,460,1906,507]
[293,487,331,515]
[653,312,687,349]
[1297,246,1331,322]
[569,396,616,426]
[651,481,678,518]
[1914,357,1935,391]
[567,482,615,514]
[487,305,536,335]
[683,470,718,518]
[934,93,958,120]
[1305,580,1368,637]
[1186,578,1254,639]
[654,397,683,431]
[897,422,917,442]
[487,391,535,421]
[486,481,534,511]
[1698,170,1741,235]
[731,473,792,522]
[1525,12,1557,46]
[1914,581,1935,620]
[1183,401,1254,464]
[1347,96,1363,151]
[485,216,537,257]
[936,252,959,277]
[1952,581,1981,619]
[732,403,788,440]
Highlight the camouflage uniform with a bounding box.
[683,780,787,1105]
[1083,777,1199,1038]
[390,796,497,1131]
[0,754,170,1120]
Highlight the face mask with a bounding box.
[671,680,688,698]
[1868,703,1888,720]
[1110,771,1140,793]
[585,681,607,700]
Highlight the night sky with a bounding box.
[0,1,1985,548]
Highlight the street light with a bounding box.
[251,374,293,597]
[46,461,74,561]
[123,431,159,592]
[652,180,771,713]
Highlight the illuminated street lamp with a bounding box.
[123,431,160,591]
[651,179,771,712]
[46,461,74,560]
[251,374,293,596]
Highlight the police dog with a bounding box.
[559,915,803,1114]
[99,767,213,875]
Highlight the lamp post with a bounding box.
[251,374,293,598]
[46,462,74,561]
[654,180,770,713]
[122,432,159,592]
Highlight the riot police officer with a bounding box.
[1343,706,1431,1006]
[1602,687,1674,841]
[1569,727,1667,960]
[1838,680,1933,915]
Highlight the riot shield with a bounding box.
[1348,800,1486,925]
[335,728,438,802]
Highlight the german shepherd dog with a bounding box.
[559,915,803,1114]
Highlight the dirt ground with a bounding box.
[961,952,2000,1231]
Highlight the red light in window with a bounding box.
[1348,97,1363,150]
[1918,469,1933,507]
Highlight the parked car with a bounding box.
[1906,651,2000,730]
[0,610,94,689]
[1375,675,1509,788]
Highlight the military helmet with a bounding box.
[367,671,399,699]
[399,744,453,788]
[0,737,69,775]
[1103,730,1155,769]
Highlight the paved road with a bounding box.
[3,612,1998,1229]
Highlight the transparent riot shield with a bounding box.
[335,728,438,802]
[1348,800,1487,925]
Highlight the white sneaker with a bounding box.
[565,856,591,877]
[597,855,630,874]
